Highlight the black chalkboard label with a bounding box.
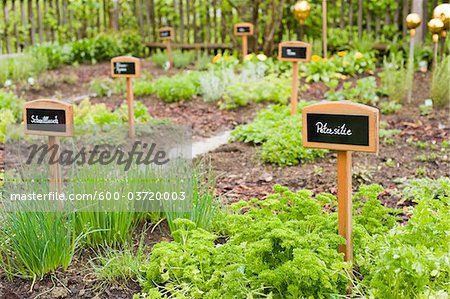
[113,62,136,75]
[237,26,250,33]
[159,30,171,38]
[26,108,66,133]
[306,113,369,146]
[281,46,307,59]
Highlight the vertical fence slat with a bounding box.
[37,0,43,43]
[366,8,372,32]
[357,0,362,36]
[138,0,144,38]
[149,0,156,41]
[213,0,217,43]
[20,0,27,48]
[192,0,197,42]
[28,0,36,45]
[348,0,353,30]
[186,0,190,44]
[384,3,391,25]
[205,5,210,43]
[179,0,184,43]
[3,0,11,53]
[394,2,399,27]
[144,0,151,42]
[402,0,409,36]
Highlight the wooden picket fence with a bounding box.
[0,0,446,55]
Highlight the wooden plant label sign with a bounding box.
[234,23,254,36]
[278,41,312,62]
[302,101,379,152]
[23,99,74,137]
[111,56,140,78]
[159,27,174,40]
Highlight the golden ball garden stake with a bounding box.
[294,1,311,40]
[406,13,421,103]
[428,18,444,69]
[322,0,328,58]
[433,4,450,58]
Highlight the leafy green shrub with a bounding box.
[232,104,327,165]
[0,59,9,84]
[11,54,45,81]
[150,50,169,68]
[173,50,196,68]
[70,32,142,64]
[301,51,376,83]
[220,74,291,109]
[325,76,379,105]
[138,185,349,298]
[133,80,155,96]
[154,72,200,102]
[0,212,79,280]
[0,109,15,143]
[195,52,212,70]
[74,98,150,125]
[29,42,71,69]
[89,77,125,97]
[379,54,410,103]
[431,56,450,107]
[379,101,402,115]
[199,68,236,102]
[117,30,143,57]
[0,90,25,119]
[115,101,151,123]
[74,99,123,125]
[356,177,450,298]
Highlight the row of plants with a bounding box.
[89,59,293,109]
[1,156,448,299]
[232,103,327,166]
[0,90,152,143]
[0,30,143,87]
[127,177,448,298]
[0,160,216,280]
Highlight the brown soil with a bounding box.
[209,71,450,208]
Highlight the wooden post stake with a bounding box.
[302,102,379,264]
[24,99,74,211]
[48,136,63,210]
[278,41,311,115]
[242,35,248,57]
[291,61,299,115]
[322,0,328,58]
[433,39,439,69]
[407,29,416,103]
[166,39,173,68]
[111,56,140,138]
[337,150,353,262]
[234,23,254,59]
[126,77,135,138]
[48,136,61,193]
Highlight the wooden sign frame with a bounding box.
[234,22,254,36]
[278,41,312,62]
[23,99,74,137]
[302,101,379,153]
[158,26,174,40]
[111,56,141,78]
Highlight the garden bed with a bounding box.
[0,50,450,299]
